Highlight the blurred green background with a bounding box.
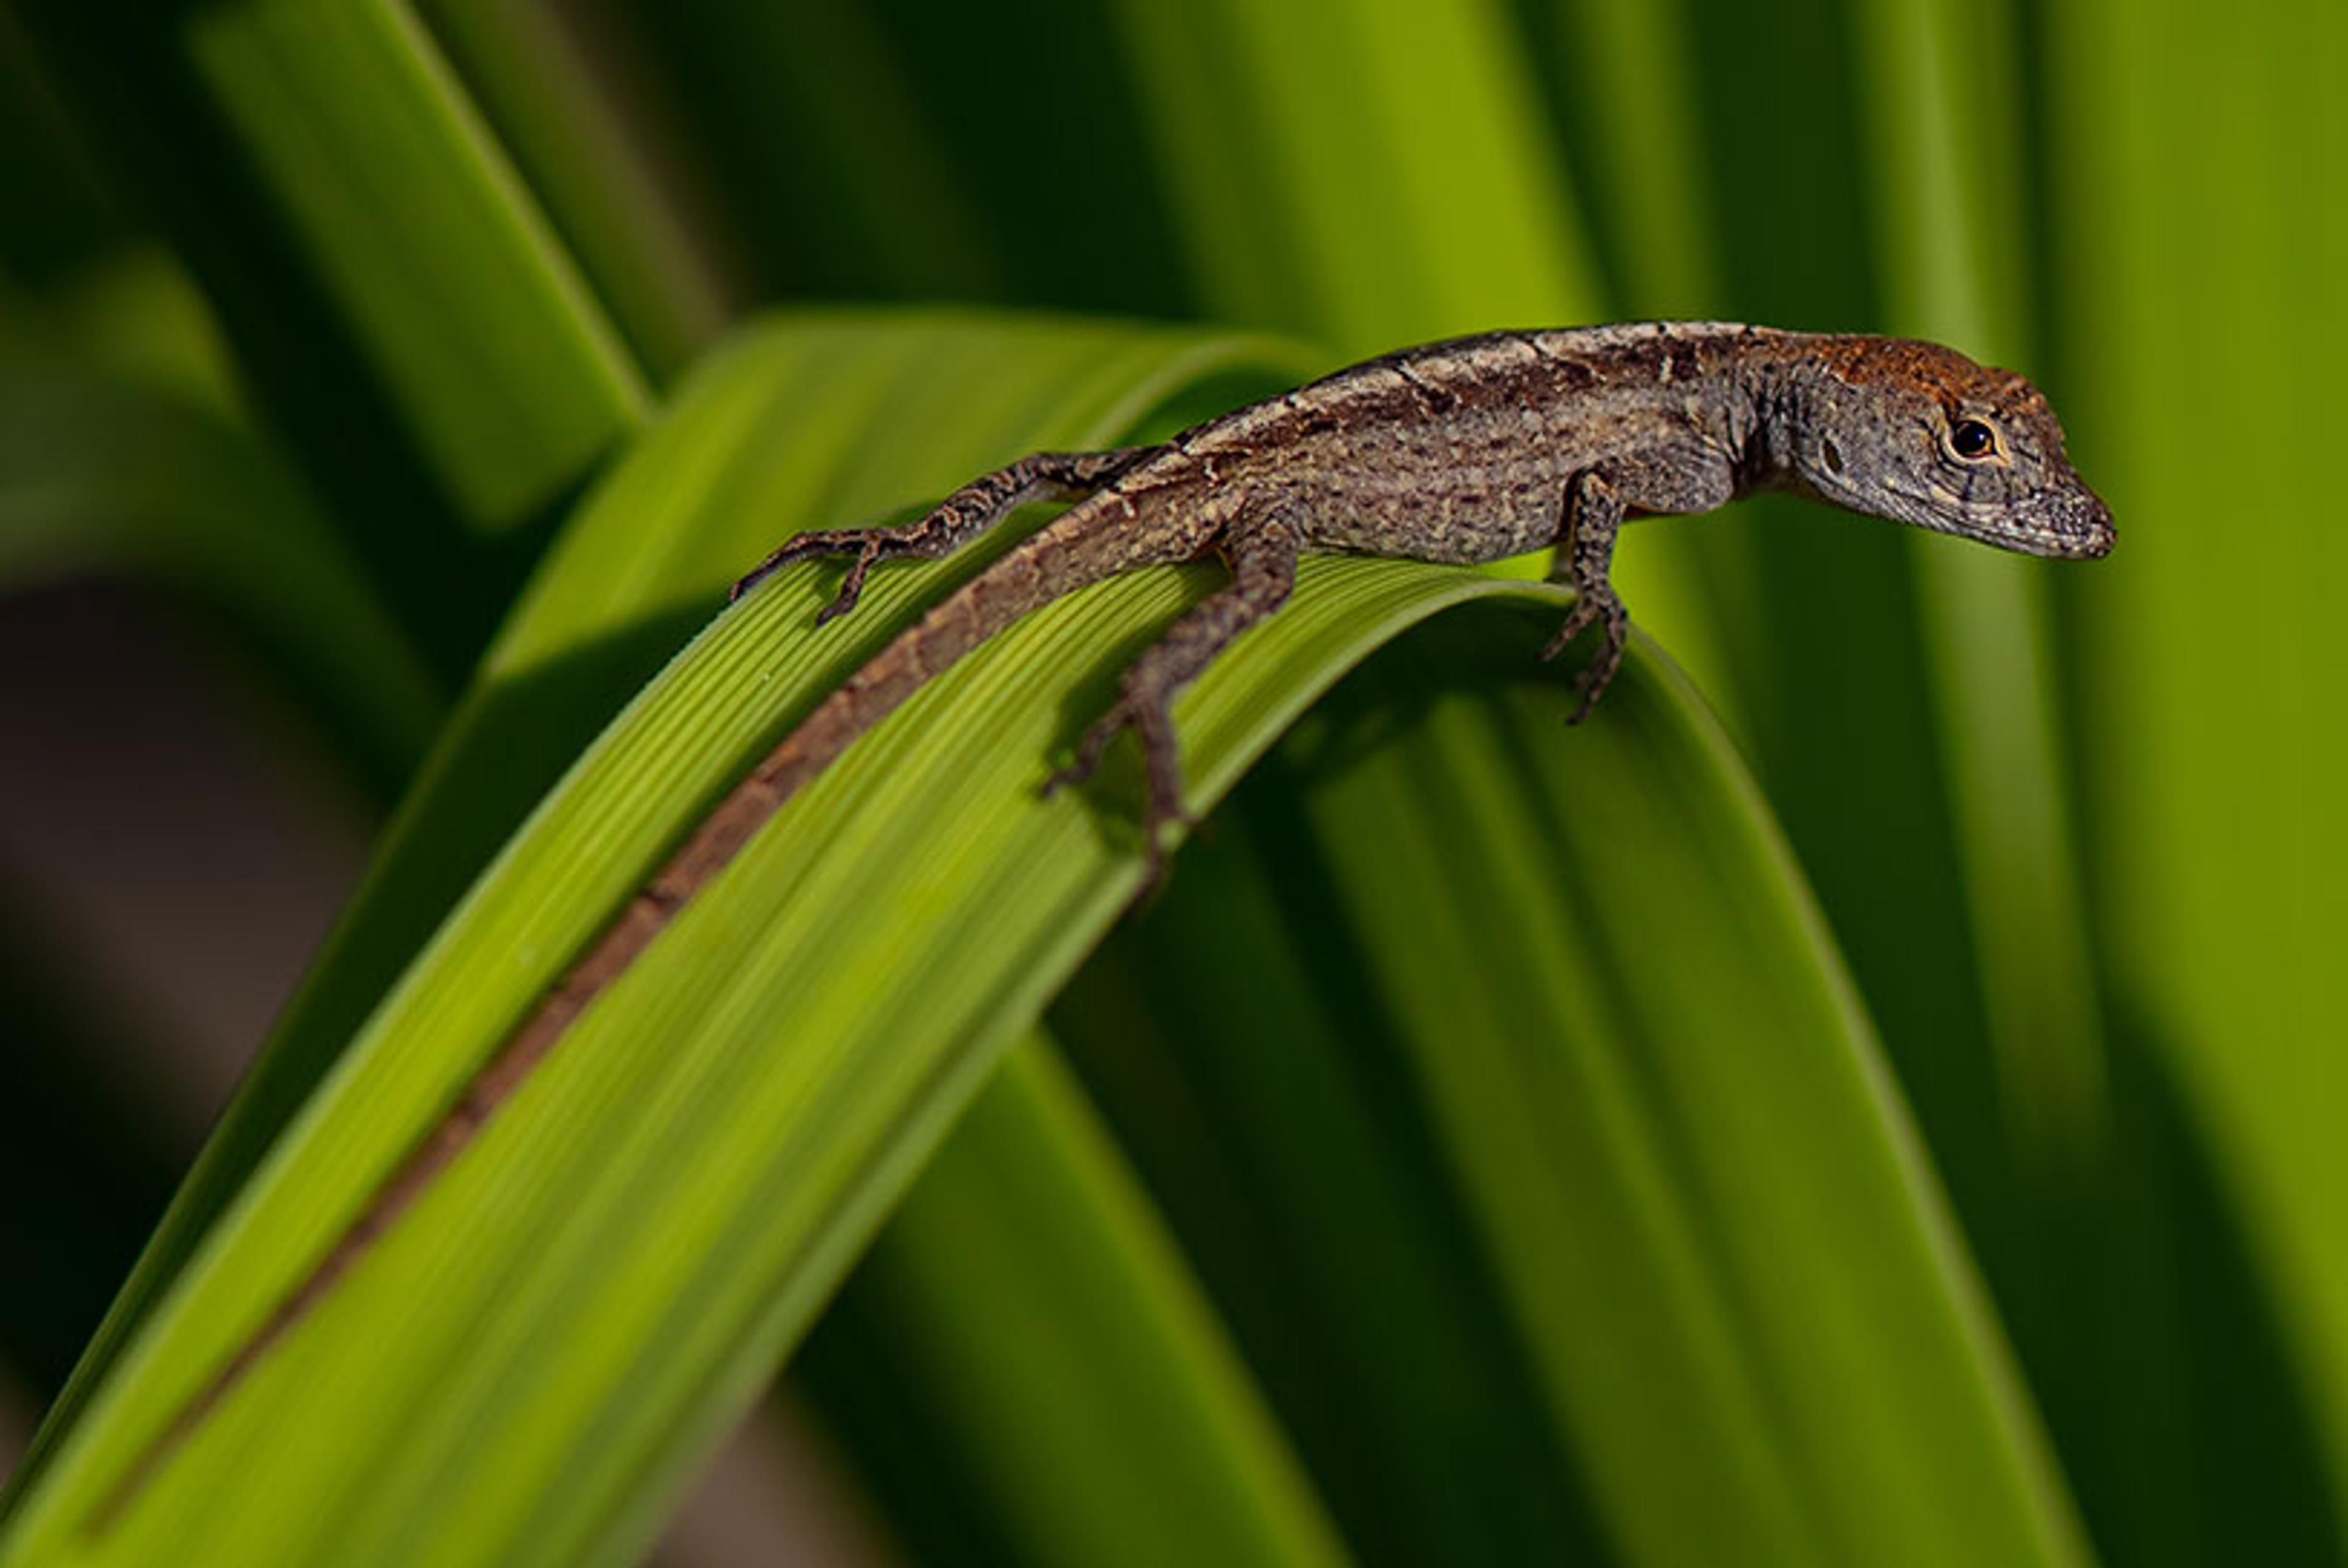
[1,0,2342,1564]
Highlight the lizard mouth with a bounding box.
[1970,513,2114,560]
[1892,481,2114,559]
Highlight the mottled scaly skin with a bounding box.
[98,323,2111,1525]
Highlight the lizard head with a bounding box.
[1783,338,2114,559]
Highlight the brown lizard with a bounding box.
[97,322,2111,1522]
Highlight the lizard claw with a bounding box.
[1540,601,1598,663]
[1135,827,1179,900]
[1043,696,1194,886]
[1568,671,1607,725]
[1126,804,1195,903]
[813,542,885,625]
[731,532,896,622]
[729,545,803,603]
[1042,696,1137,800]
[1543,592,1628,724]
[730,531,843,604]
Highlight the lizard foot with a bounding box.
[1043,694,1194,883]
[1540,592,1630,723]
[729,531,906,622]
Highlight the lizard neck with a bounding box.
[1732,333,1897,502]
[1733,340,1829,496]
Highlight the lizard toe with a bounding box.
[1541,606,1593,662]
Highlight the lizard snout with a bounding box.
[2053,484,2116,559]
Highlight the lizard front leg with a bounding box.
[1044,509,1302,881]
[1540,469,1631,722]
[732,446,1161,619]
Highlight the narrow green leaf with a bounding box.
[186,0,649,525]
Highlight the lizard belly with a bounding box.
[1302,466,1564,564]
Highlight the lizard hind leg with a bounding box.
[731,445,1161,621]
[1043,510,1302,882]
[1540,469,1632,722]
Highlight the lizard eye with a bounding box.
[1950,419,1999,460]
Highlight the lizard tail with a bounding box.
[92,498,1172,1531]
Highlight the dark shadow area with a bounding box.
[0,7,128,286]
[626,0,1188,320]
[0,893,181,1398]
[792,1274,1027,1568]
